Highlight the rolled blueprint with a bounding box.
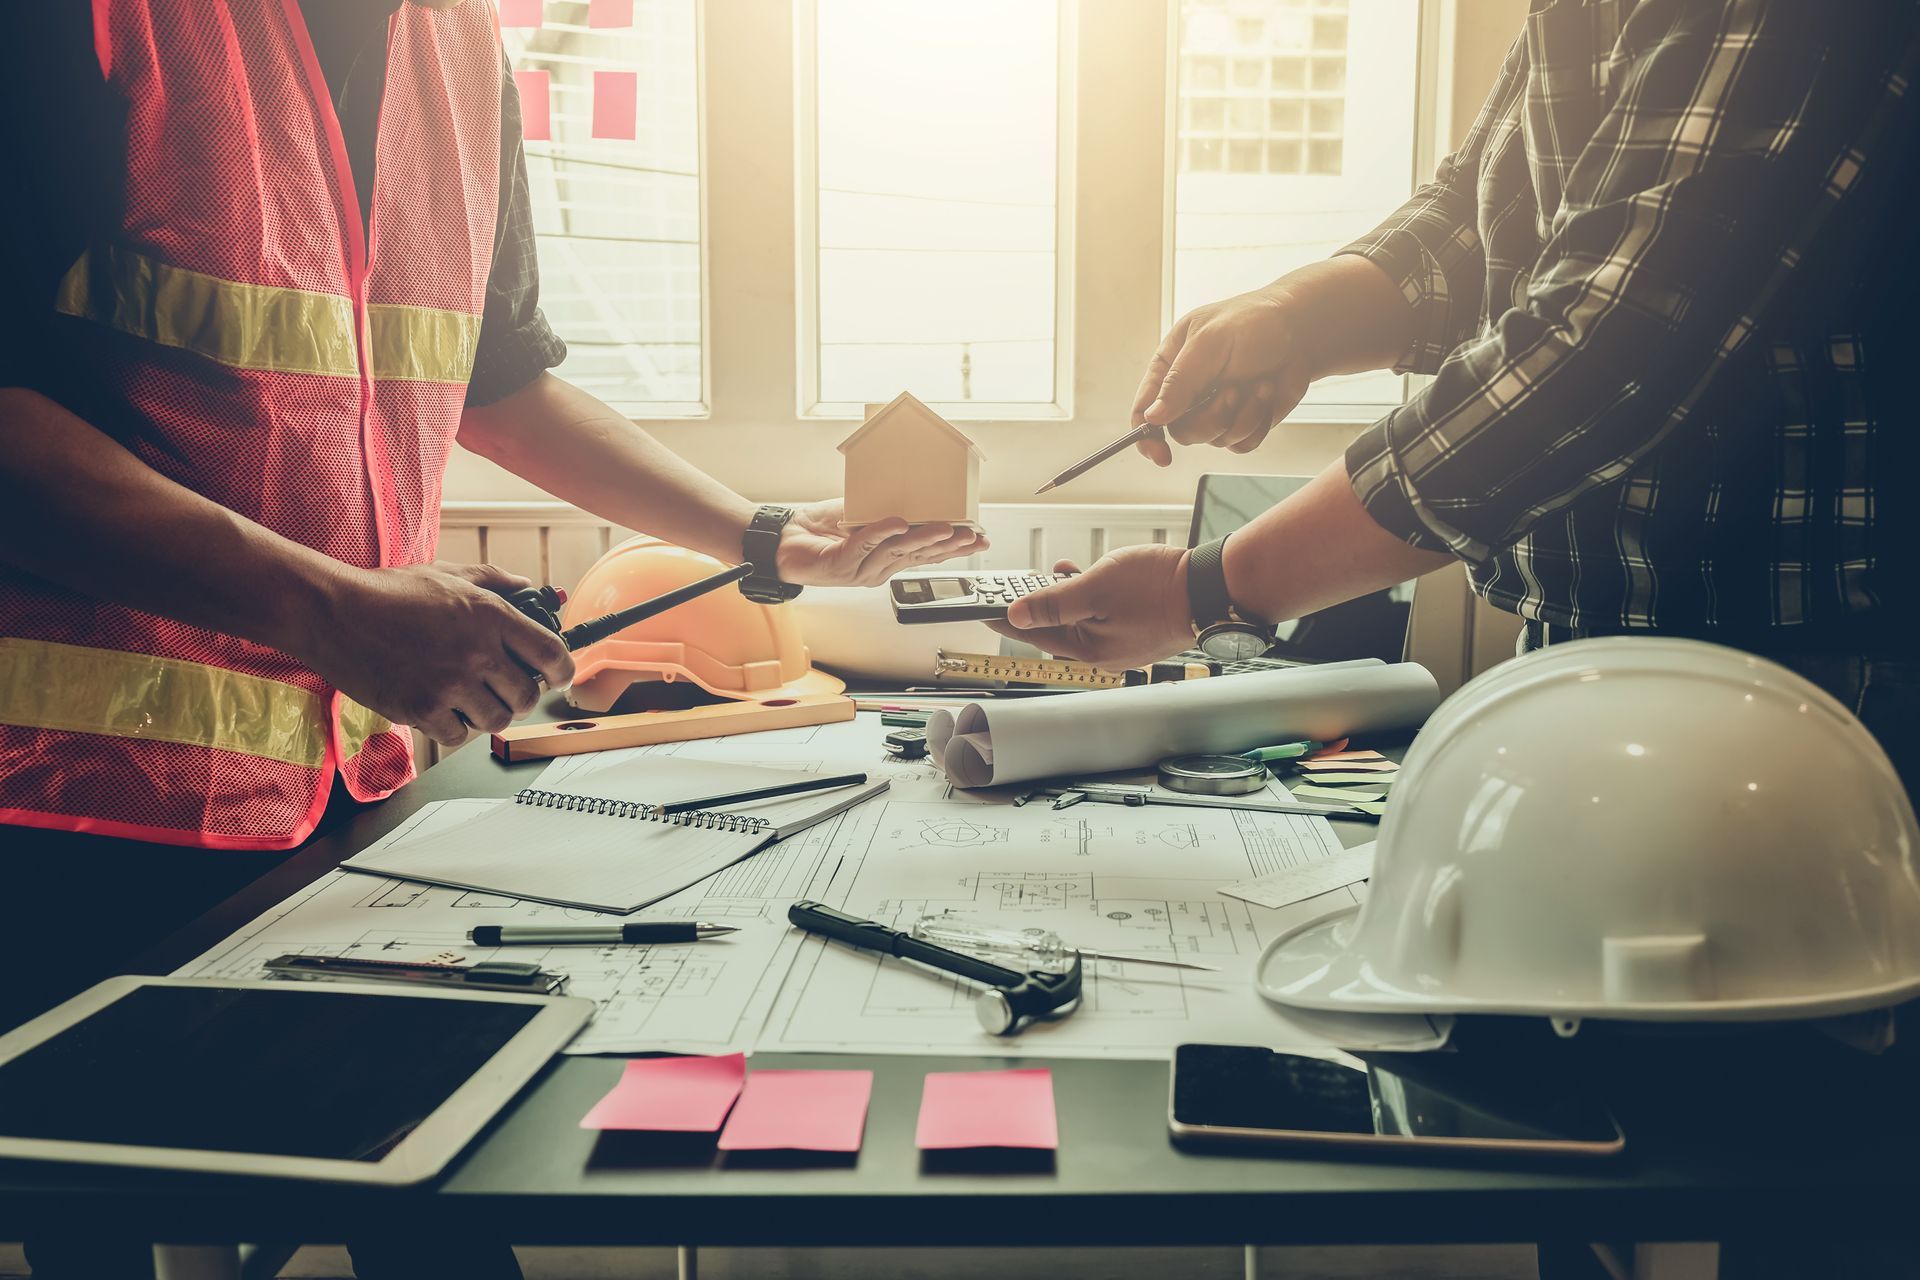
[924,661,1441,789]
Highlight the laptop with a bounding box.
[1169,474,1416,672]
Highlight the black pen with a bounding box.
[469,923,739,946]
[656,771,868,816]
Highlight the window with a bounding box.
[798,0,1071,416]
[503,0,706,415]
[464,1,1450,509]
[1170,0,1420,408]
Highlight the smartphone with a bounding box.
[1168,1044,1624,1157]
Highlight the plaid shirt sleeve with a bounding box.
[466,53,568,408]
[1333,35,1525,378]
[1345,0,1913,564]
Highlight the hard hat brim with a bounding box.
[1256,906,1920,1025]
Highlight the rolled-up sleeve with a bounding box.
[1347,0,1905,565]
[1334,36,1523,378]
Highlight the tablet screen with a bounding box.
[0,985,541,1162]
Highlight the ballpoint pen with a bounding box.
[469,923,740,946]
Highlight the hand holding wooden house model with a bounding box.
[837,392,985,532]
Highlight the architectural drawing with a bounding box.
[760,796,1442,1059]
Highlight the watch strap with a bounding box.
[740,505,803,604]
[1185,535,1234,630]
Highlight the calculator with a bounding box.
[888,570,1076,623]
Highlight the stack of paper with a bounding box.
[1277,744,1397,816]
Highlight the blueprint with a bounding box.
[177,715,1442,1060]
[175,797,853,1056]
[758,797,1446,1059]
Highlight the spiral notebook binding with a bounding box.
[513,788,773,835]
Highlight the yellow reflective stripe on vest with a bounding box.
[55,246,360,378]
[56,247,482,384]
[369,303,482,384]
[0,638,391,769]
[337,696,396,762]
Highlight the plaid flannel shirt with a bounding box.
[1341,0,1920,636]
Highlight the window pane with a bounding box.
[1172,0,1418,405]
[811,0,1060,407]
[504,1,702,411]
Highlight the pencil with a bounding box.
[1034,388,1222,495]
[656,771,868,816]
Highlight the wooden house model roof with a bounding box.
[836,391,985,457]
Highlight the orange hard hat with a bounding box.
[560,536,844,712]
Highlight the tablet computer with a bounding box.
[0,976,592,1184]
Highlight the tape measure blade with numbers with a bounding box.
[932,650,1146,689]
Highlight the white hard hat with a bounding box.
[1257,637,1920,1030]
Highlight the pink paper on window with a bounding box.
[589,0,635,27]
[499,0,543,27]
[592,70,638,140]
[915,1068,1058,1150]
[717,1070,873,1152]
[578,1053,745,1132]
[514,69,551,142]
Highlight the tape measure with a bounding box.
[933,650,1147,689]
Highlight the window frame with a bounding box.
[596,0,1453,509]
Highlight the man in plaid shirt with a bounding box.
[1002,0,1918,786]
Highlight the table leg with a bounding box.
[678,1243,699,1280]
[1243,1243,1260,1280]
[152,1244,242,1280]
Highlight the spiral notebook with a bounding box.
[342,758,889,914]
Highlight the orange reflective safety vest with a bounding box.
[0,0,502,849]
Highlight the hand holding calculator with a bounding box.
[888,570,1077,623]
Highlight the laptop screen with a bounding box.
[1187,474,1415,664]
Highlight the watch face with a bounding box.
[1198,624,1271,661]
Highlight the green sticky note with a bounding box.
[1295,772,1395,786]
[1291,783,1387,804]
[1352,801,1388,816]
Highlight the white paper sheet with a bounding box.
[175,798,855,1055]
[757,798,1446,1059]
[535,712,967,803]
[923,662,1442,789]
[1222,842,1375,909]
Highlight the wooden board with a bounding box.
[491,693,856,762]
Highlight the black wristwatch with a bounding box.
[1185,535,1275,661]
[740,505,803,604]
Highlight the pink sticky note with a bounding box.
[588,0,635,27]
[916,1068,1058,1150]
[514,69,551,142]
[592,70,638,140]
[499,0,543,26]
[716,1070,873,1152]
[579,1053,745,1132]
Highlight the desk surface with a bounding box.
[2,701,1917,1247]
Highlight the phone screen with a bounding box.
[1171,1045,1622,1148]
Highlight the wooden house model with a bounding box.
[837,392,984,530]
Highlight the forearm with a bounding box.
[459,373,755,564]
[1222,457,1453,625]
[1265,255,1418,380]
[0,387,345,652]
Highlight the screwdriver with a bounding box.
[500,562,754,652]
[909,915,1220,973]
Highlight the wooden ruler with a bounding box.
[932,649,1147,689]
[491,692,855,762]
